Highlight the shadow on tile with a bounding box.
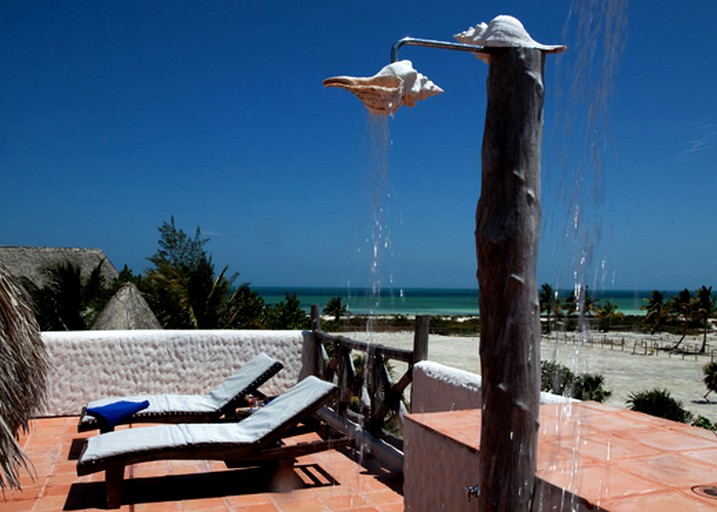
[63,464,338,510]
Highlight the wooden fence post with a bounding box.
[409,315,429,412]
[476,47,544,512]
[310,304,321,332]
[305,304,321,378]
[413,315,430,364]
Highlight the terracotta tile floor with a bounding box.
[407,401,717,511]
[1,417,403,511]
[5,405,717,511]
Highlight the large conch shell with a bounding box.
[455,15,566,62]
[323,60,443,116]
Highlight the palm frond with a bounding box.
[0,265,48,490]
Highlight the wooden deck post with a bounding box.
[105,466,124,509]
[476,47,544,512]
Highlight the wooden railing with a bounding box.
[306,305,428,471]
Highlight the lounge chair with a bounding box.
[77,375,347,508]
[78,352,284,433]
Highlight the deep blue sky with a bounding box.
[2,1,715,291]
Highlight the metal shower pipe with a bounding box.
[390,37,487,63]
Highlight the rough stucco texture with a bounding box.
[412,360,482,413]
[407,362,573,512]
[42,330,305,416]
[412,360,570,414]
[404,416,480,512]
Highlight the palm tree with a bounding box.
[221,283,266,329]
[703,362,717,401]
[695,285,716,354]
[668,289,696,351]
[181,256,234,329]
[626,388,692,423]
[538,283,560,334]
[0,265,48,489]
[563,285,598,332]
[263,293,306,329]
[641,290,666,335]
[145,256,237,329]
[143,218,243,329]
[596,300,623,332]
[566,285,599,316]
[23,260,106,330]
[323,296,348,323]
[572,373,612,402]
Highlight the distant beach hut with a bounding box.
[91,282,162,330]
[0,264,48,490]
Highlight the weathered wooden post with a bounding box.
[301,304,323,379]
[412,315,430,364]
[476,46,546,511]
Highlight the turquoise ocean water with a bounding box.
[254,287,681,316]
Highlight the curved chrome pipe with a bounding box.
[390,37,487,63]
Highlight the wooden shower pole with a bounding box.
[476,47,545,512]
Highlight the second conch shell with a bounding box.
[323,60,443,116]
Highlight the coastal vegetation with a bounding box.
[24,218,307,331]
[538,283,560,334]
[641,290,667,334]
[626,388,693,423]
[540,360,612,402]
[323,297,348,323]
[13,224,715,348]
[540,284,630,333]
[625,387,715,430]
[704,362,717,401]
[137,218,308,329]
[641,286,716,353]
[536,283,715,345]
[21,260,110,330]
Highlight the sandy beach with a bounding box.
[341,329,717,424]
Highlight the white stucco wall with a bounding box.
[412,361,482,413]
[406,362,578,512]
[412,360,571,414]
[404,415,480,512]
[41,329,306,416]
[404,414,593,512]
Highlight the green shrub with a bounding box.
[692,415,716,431]
[572,373,612,402]
[540,361,575,395]
[626,388,693,423]
[540,361,612,403]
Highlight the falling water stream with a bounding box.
[541,1,629,509]
[365,114,394,335]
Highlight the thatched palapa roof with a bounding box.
[0,246,119,288]
[91,282,162,330]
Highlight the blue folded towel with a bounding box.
[86,400,150,428]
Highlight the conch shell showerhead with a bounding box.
[323,60,443,116]
[454,15,566,63]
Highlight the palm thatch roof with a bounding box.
[0,246,119,288]
[0,264,48,490]
[91,282,162,330]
